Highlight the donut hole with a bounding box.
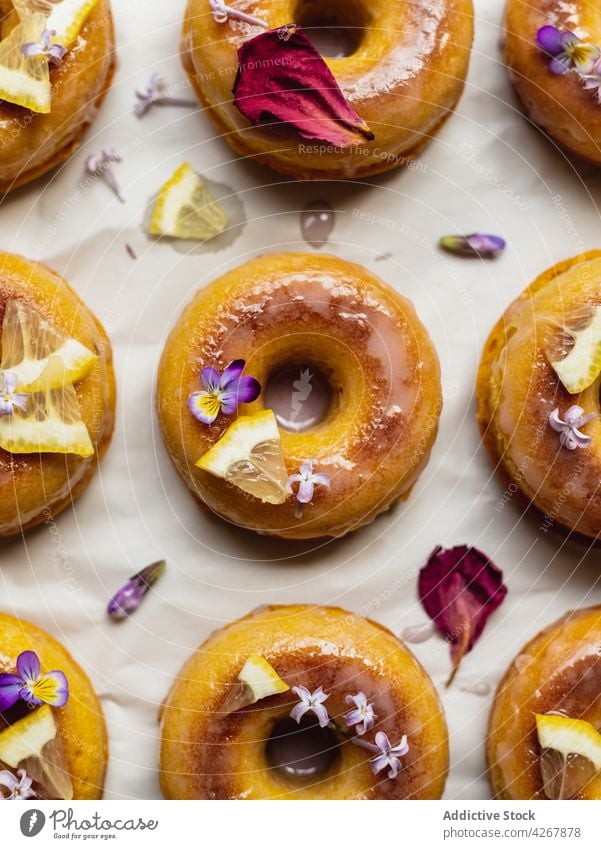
[295,0,369,57]
[266,716,341,782]
[264,363,333,433]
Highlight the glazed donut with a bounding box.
[181,0,474,179]
[0,611,107,799]
[157,253,441,539]
[504,0,601,164]
[487,606,601,800]
[476,251,601,541]
[0,252,115,536]
[159,604,449,799]
[0,1,115,193]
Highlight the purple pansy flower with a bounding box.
[0,372,28,417]
[365,731,409,779]
[536,25,600,75]
[134,73,197,118]
[0,769,35,800]
[188,359,261,425]
[107,560,166,621]
[21,29,67,66]
[439,234,506,259]
[549,405,596,450]
[344,691,376,736]
[290,685,330,728]
[0,651,69,712]
[287,460,330,517]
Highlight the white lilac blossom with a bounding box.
[549,405,596,450]
[365,731,409,779]
[209,0,269,28]
[344,691,376,736]
[21,29,67,66]
[582,59,601,103]
[85,148,124,202]
[289,685,330,728]
[107,560,166,620]
[0,372,28,417]
[134,73,197,118]
[287,460,331,517]
[0,769,35,800]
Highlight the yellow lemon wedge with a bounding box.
[196,409,289,504]
[0,705,73,800]
[0,12,51,113]
[13,0,101,48]
[238,655,290,701]
[221,654,289,713]
[536,713,601,771]
[0,356,94,456]
[149,163,227,241]
[550,305,601,394]
[1,300,97,392]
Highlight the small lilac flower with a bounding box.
[439,234,506,259]
[365,731,409,779]
[85,148,124,203]
[0,651,69,712]
[582,59,601,102]
[21,29,67,67]
[0,769,35,800]
[344,691,376,736]
[134,72,197,118]
[0,372,28,417]
[188,359,261,425]
[287,460,330,517]
[549,405,596,450]
[290,685,330,728]
[107,560,166,621]
[536,25,600,75]
[209,0,269,28]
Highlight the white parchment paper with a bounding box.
[1,0,600,800]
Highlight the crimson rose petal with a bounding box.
[233,24,374,148]
[418,545,508,686]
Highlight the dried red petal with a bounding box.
[418,545,508,686]
[232,24,374,148]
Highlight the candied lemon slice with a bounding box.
[0,12,51,113]
[1,300,96,392]
[536,713,601,770]
[149,163,227,240]
[0,356,93,456]
[239,655,290,701]
[0,705,73,800]
[13,0,101,47]
[550,305,601,394]
[196,409,288,504]
[222,654,289,713]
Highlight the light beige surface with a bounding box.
[0,0,600,800]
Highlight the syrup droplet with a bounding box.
[402,623,435,644]
[461,682,492,696]
[301,201,335,248]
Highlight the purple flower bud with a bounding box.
[107,561,166,621]
[439,233,506,259]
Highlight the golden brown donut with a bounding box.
[0,0,115,193]
[476,251,601,541]
[159,604,449,799]
[0,252,115,536]
[0,611,107,799]
[487,606,601,800]
[181,0,474,179]
[504,0,601,164]
[157,252,442,540]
